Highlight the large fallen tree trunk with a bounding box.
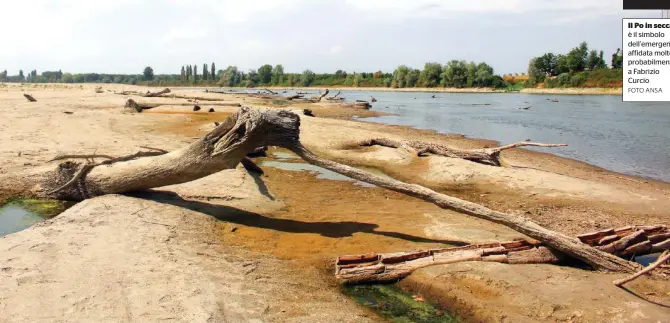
[9,108,642,273]
[336,225,669,284]
[360,138,567,166]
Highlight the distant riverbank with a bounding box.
[261,86,623,96]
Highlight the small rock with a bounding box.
[230,225,238,232]
[63,111,74,114]
[214,122,220,126]
[193,105,201,111]
[208,108,215,113]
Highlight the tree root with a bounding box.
[360,138,567,166]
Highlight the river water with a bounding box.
[190,88,670,182]
[334,90,669,182]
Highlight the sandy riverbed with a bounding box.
[0,83,667,322]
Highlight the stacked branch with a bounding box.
[577,225,670,258]
[7,108,642,273]
[336,225,668,284]
[24,94,37,102]
[360,138,567,166]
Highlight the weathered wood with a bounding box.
[11,108,646,273]
[142,88,171,97]
[24,94,37,102]
[288,141,641,273]
[163,94,231,102]
[336,243,562,284]
[264,88,278,95]
[614,251,670,286]
[652,239,670,253]
[360,138,567,167]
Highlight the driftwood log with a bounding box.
[337,225,669,284]
[7,108,641,273]
[336,239,561,284]
[287,94,304,100]
[24,94,37,102]
[116,88,171,97]
[360,138,567,166]
[124,99,240,112]
[264,88,278,95]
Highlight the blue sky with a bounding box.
[0,0,658,75]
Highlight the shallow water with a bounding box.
[342,284,457,323]
[340,91,669,182]
[0,204,45,237]
[0,200,73,237]
[185,88,670,181]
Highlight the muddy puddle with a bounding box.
[0,200,74,237]
[343,284,458,323]
[261,150,392,188]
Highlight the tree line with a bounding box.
[1,42,623,89]
[527,42,623,88]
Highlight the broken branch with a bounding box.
[614,250,670,286]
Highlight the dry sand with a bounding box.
[0,83,667,322]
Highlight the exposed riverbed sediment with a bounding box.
[0,84,667,322]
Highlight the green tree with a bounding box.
[466,62,477,87]
[442,60,467,87]
[406,69,420,87]
[271,65,284,85]
[474,62,494,86]
[258,64,272,84]
[220,66,241,87]
[211,63,216,81]
[586,50,606,70]
[61,73,73,83]
[419,62,442,87]
[392,65,410,88]
[566,42,589,72]
[18,70,24,81]
[611,48,623,69]
[143,66,154,81]
[534,53,557,76]
[193,65,198,85]
[203,63,208,81]
[287,74,295,86]
[300,69,315,86]
[528,58,544,84]
[246,69,259,87]
[180,66,185,83]
[555,55,569,74]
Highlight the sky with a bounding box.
[0,0,660,75]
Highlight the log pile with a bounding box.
[336,225,669,284]
[577,225,669,258]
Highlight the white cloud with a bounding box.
[330,45,344,54]
[345,0,622,22]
